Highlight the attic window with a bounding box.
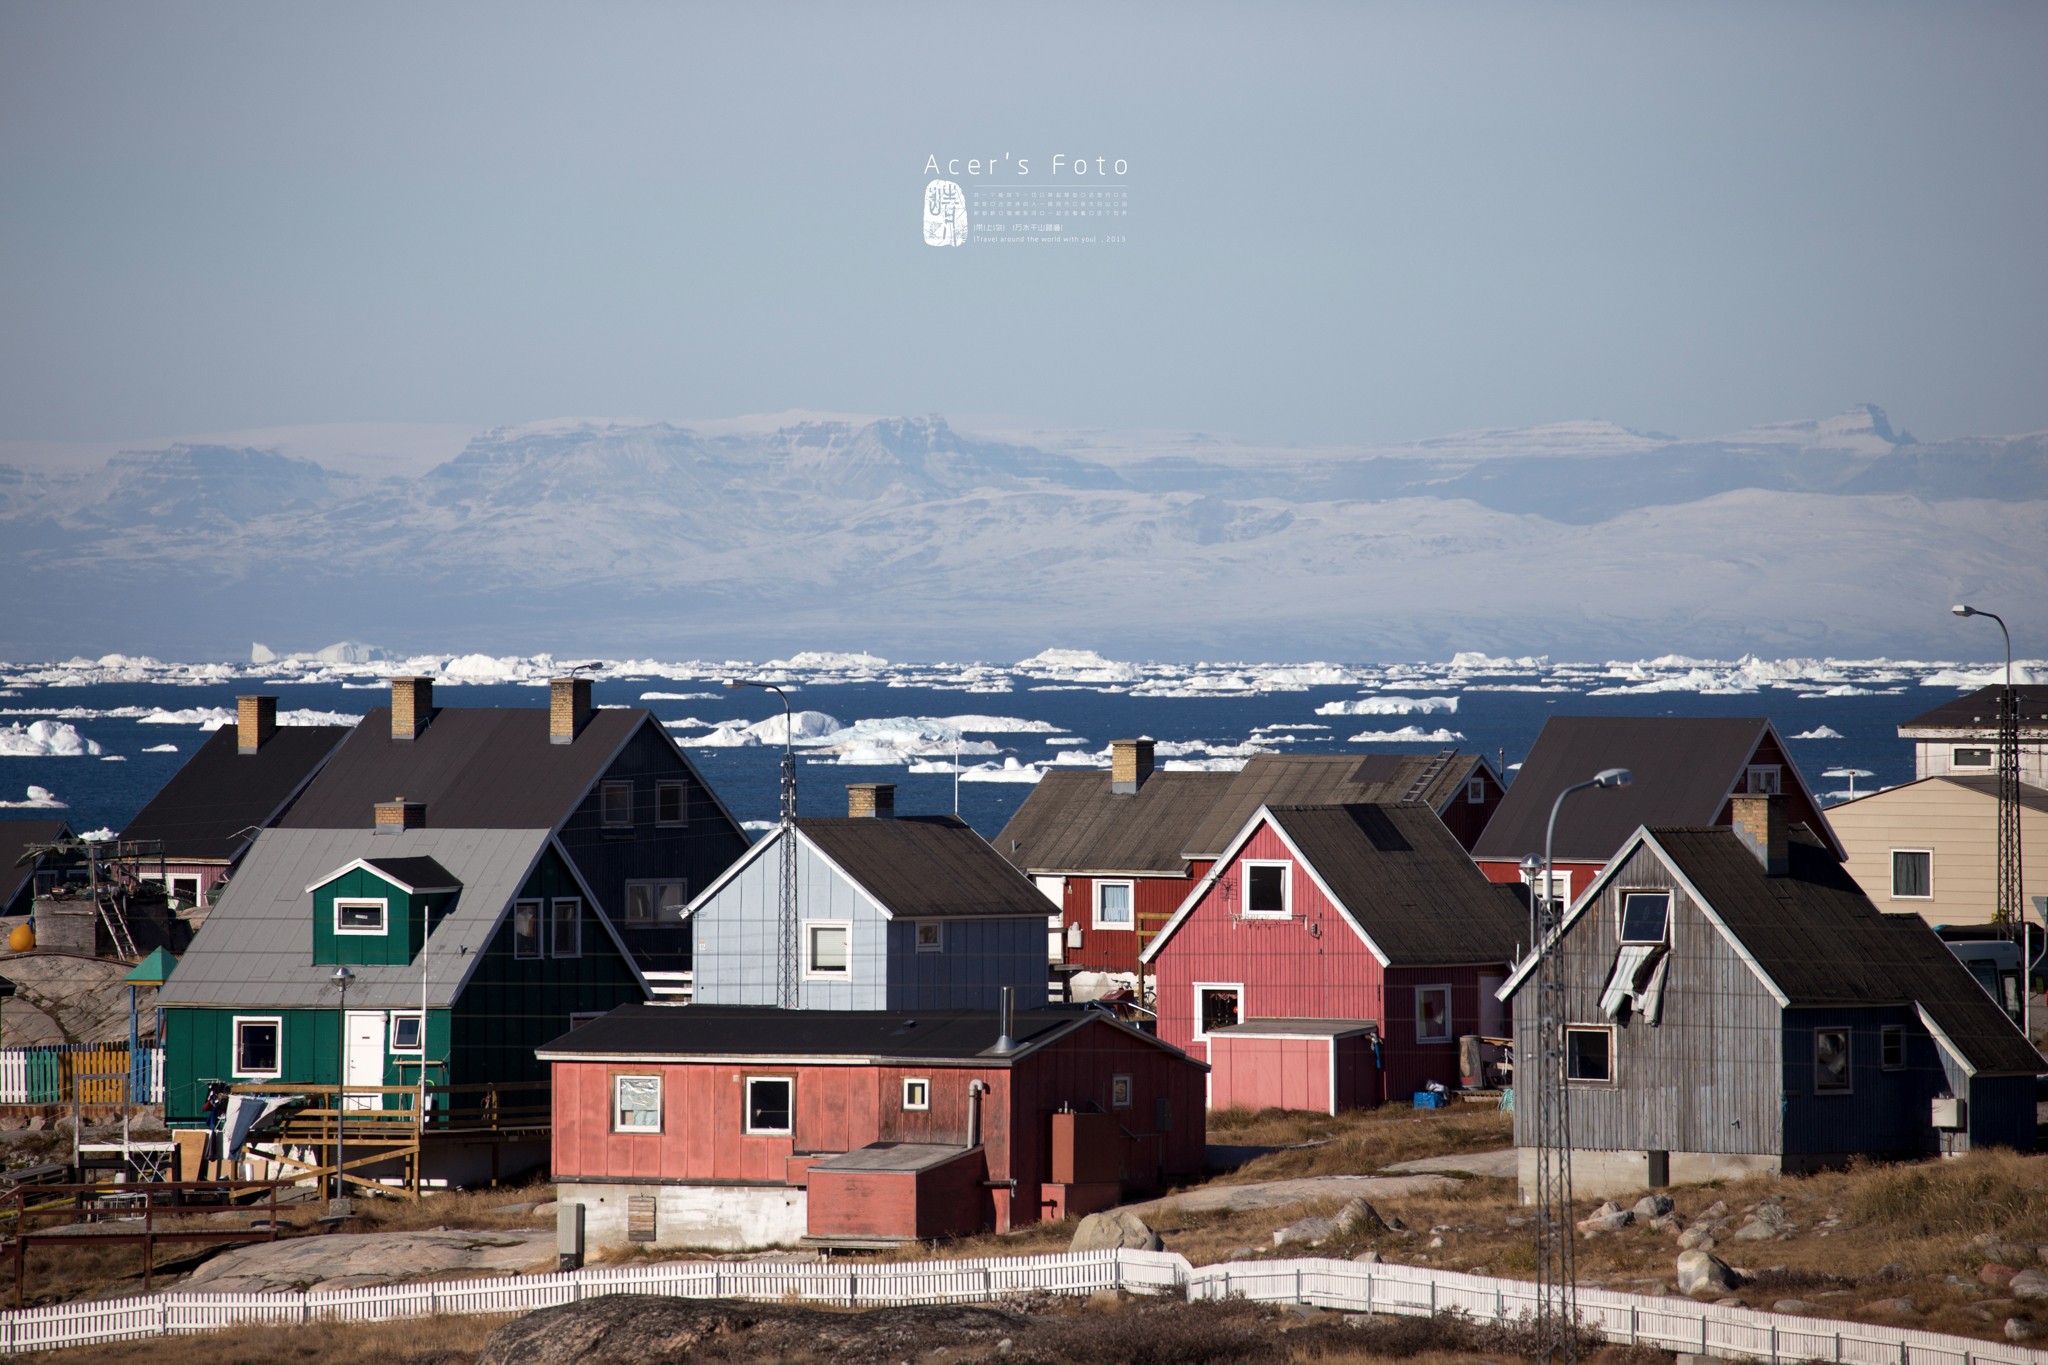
[657,781,688,825]
[1746,765,1782,795]
[334,899,387,936]
[1242,862,1290,919]
[1466,777,1486,804]
[1952,747,1993,770]
[1619,891,1670,945]
[807,923,850,976]
[601,781,633,828]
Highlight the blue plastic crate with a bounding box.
[1412,1091,1448,1109]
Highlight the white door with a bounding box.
[344,1011,385,1111]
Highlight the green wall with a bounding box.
[311,866,437,966]
[161,1006,451,1124]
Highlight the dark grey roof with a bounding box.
[120,726,350,861]
[811,1143,976,1173]
[1264,804,1527,965]
[1183,753,1484,860]
[1654,827,2042,1076]
[1472,716,1776,863]
[1208,1018,1378,1038]
[157,826,555,1010]
[358,857,461,892]
[1899,685,2048,736]
[995,769,1234,875]
[0,819,73,908]
[535,1002,1195,1068]
[799,816,1056,920]
[277,706,643,830]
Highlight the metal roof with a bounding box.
[119,726,350,861]
[811,1143,975,1173]
[995,769,1235,875]
[795,816,1057,920]
[1207,1018,1378,1038]
[156,826,553,1010]
[1898,685,2048,737]
[1182,753,1484,860]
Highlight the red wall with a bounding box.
[1209,1035,1334,1113]
[1058,864,1209,973]
[1436,767,1504,851]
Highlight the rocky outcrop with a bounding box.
[1069,1209,1162,1253]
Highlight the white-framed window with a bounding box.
[915,922,943,953]
[1746,765,1782,795]
[551,898,582,958]
[1241,861,1290,919]
[745,1076,793,1134]
[1881,1025,1905,1071]
[806,922,850,977]
[656,780,688,826]
[512,899,543,959]
[1093,880,1134,929]
[148,873,203,907]
[1111,1074,1133,1109]
[1466,777,1486,804]
[233,1016,282,1078]
[1531,869,1572,917]
[333,897,388,936]
[1815,1028,1852,1093]
[1194,983,1243,1040]
[1891,849,1933,900]
[1952,746,1994,770]
[625,880,688,928]
[613,1074,662,1132]
[389,1013,424,1053]
[1619,890,1671,945]
[902,1077,930,1111]
[601,780,634,828]
[1415,984,1453,1042]
[1565,1025,1613,1083]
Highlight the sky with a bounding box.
[3,2,2046,448]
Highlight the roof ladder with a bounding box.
[1400,747,1459,804]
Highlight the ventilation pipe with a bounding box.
[967,1079,986,1149]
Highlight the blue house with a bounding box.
[688,785,1051,1011]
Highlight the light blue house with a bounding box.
[687,787,1051,1010]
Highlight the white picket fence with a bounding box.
[2,1246,2044,1362]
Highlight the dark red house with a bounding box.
[540,1002,1207,1250]
[1141,802,1526,1111]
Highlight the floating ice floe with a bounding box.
[769,651,889,670]
[0,786,66,808]
[1920,663,2042,688]
[137,707,360,730]
[957,758,1046,784]
[641,691,720,701]
[100,755,126,762]
[79,828,116,840]
[142,744,179,753]
[673,711,843,747]
[1791,726,1843,740]
[1347,726,1466,743]
[0,721,102,757]
[1314,695,1459,717]
[1014,648,1146,684]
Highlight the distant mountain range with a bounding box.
[2,405,2042,661]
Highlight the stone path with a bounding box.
[177,1227,553,1295]
[1129,1172,1453,1217]
[1382,1146,1518,1178]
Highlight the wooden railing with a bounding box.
[0,1179,291,1307]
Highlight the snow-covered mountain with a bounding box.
[2,407,2041,661]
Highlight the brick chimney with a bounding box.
[391,677,434,741]
[1110,739,1155,796]
[550,676,592,745]
[1730,793,1787,876]
[847,783,896,819]
[374,797,426,834]
[236,695,276,754]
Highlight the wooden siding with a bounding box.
[1512,841,1785,1156]
[884,917,1049,1010]
[310,867,451,967]
[1436,769,1503,851]
[1719,732,1832,847]
[1829,780,2048,928]
[1210,1036,1334,1114]
[161,1007,451,1124]
[1058,872,1200,972]
[1778,1006,1940,1160]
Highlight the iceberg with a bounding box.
[1791,726,1843,740]
[0,721,103,757]
[1314,696,1459,716]
[1347,726,1466,743]
[0,785,66,808]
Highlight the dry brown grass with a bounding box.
[343,1180,553,1235]
[15,1311,509,1364]
[1209,1102,1513,1183]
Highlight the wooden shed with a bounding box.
[1204,1019,1379,1115]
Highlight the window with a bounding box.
[625,880,688,928]
[1111,1074,1133,1109]
[512,899,542,958]
[1891,850,1932,899]
[807,923,850,976]
[1416,984,1453,1042]
[1619,891,1671,944]
[389,1013,423,1053]
[1531,869,1572,917]
[1952,746,1994,770]
[1242,862,1290,918]
[601,780,634,828]
[745,1077,793,1134]
[613,1074,662,1132]
[1467,777,1487,804]
[1746,765,1782,795]
[656,781,688,825]
[334,898,387,935]
[551,898,581,958]
[1093,880,1134,929]
[902,1078,930,1111]
[1815,1029,1851,1093]
[1881,1025,1905,1071]
[1196,984,1242,1038]
[233,1017,282,1078]
[915,922,943,953]
[1565,1026,1613,1082]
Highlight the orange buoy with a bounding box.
[7,923,34,953]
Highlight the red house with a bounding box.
[1141,802,1526,1112]
[540,1001,1207,1250]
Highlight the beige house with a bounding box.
[1829,775,2048,927]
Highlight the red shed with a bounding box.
[540,1002,1207,1250]
[1142,802,1526,1110]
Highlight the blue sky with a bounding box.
[3,2,2045,446]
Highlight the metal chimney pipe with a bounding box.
[995,986,1014,1053]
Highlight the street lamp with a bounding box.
[1954,604,2026,1039]
[728,679,800,1007]
[330,965,354,1212]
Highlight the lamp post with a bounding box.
[728,679,800,1007]
[330,965,354,1212]
[1527,766,1631,1364]
[1954,604,2025,1039]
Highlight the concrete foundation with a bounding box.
[558,1181,808,1251]
[1516,1146,1782,1202]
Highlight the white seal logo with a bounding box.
[923,179,968,247]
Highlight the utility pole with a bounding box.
[1954,606,2026,1038]
[729,680,800,1007]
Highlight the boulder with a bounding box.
[2010,1270,2048,1300]
[1677,1226,1717,1252]
[1333,1198,1389,1235]
[1731,1218,1784,1243]
[2008,1319,2039,1343]
[1861,1297,1918,1317]
[1634,1194,1675,1221]
[1987,1240,2036,1267]
[1579,1202,1633,1234]
[1676,1251,1740,1296]
[1273,1216,1336,1248]
[1982,1264,2020,1289]
[1353,1250,1382,1264]
[1699,1200,1728,1220]
[1069,1209,1162,1253]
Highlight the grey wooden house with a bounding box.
[688,785,1051,1010]
[1500,793,2040,1200]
